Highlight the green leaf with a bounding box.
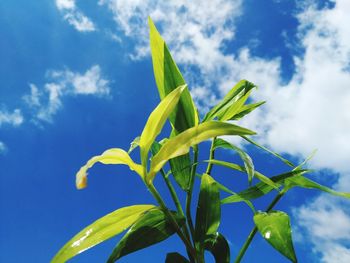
[203,80,256,122]
[51,205,155,263]
[149,121,256,181]
[139,85,186,166]
[230,101,266,120]
[165,252,190,263]
[195,174,221,246]
[76,148,143,189]
[148,17,198,132]
[204,233,230,263]
[128,136,140,154]
[254,211,297,262]
[221,169,309,204]
[241,135,295,167]
[213,138,255,184]
[205,159,279,190]
[285,175,350,198]
[108,208,184,262]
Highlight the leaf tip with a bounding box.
[76,168,88,189]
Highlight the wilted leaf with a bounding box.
[76,148,143,189]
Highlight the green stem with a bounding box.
[205,137,216,175]
[186,146,198,243]
[234,192,284,263]
[147,182,197,259]
[160,169,184,215]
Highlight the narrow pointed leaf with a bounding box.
[204,233,230,263]
[230,101,266,120]
[148,17,198,132]
[108,208,184,262]
[149,121,256,180]
[139,85,186,166]
[254,211,297,262]
[195,174,221,246]
[165,252,190,263]
[205,159,279,190]
[219,90,252,121]
[285,175,350,198]
[241,135,295,167]
[128,136,140,154]
[76,148,143,189]
[203,80,256,122]
[221,169,309,204]
[213,138,255,184]
[51,205,155,263]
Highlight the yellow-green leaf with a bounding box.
[149,17,199,133]
[76,148,143,189]
[254,211,297,262]
[149,121,256,181]
[51,205,155,263]
[139,85,186,166]
[230,101,265,120]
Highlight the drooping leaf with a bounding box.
[213,138,255,184]
[205,159,279,190]
[76,148,143,189]
[203,80,256,122]
[149,18,197,190]
[241,135,295,167]
[195,174,221,246]
[148,17,198,132]
[254,211,297,262]
[230,101,266,120]
[149,121,256,181]
[128,136,140,154]
[204,233,230,263]
[51,205,155,263]
[165,252,190,263]
[221,169,309,204]
[285,175,350,198]
[139,85,186,166]
[107,208,184,262]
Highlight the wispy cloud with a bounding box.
[56,0,96,32]
[0,141,8,155]
[0,108,24,127]
[23,65,110,123]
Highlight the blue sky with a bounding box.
[1,0,350,262]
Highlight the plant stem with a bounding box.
[186,146,198,243]
[234,192,284,263]
[147,182,197,259]
[160,169,184,215]
[205,137,216,175]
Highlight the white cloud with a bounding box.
[24,65,110,122]
[56,0,96,32]
[0,109,24,127]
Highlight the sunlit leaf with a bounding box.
[148,17,198,132]
[195,174,221,246]
[230,101,266,120]
[213,138,255,184]
[205,159,279,190]
[203,80,256,122]
[108,208,184,262]
[51,205,155,263]
[76,148,143,189]
[165,252,190,263]
[128,136,140,154]
[221,169,309,204]
[139,85,186,166]
[254,211,297,262]
[241,135,295,167]
[149,121,256,181]
[204,233,230,263]
[285,175,350,198]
